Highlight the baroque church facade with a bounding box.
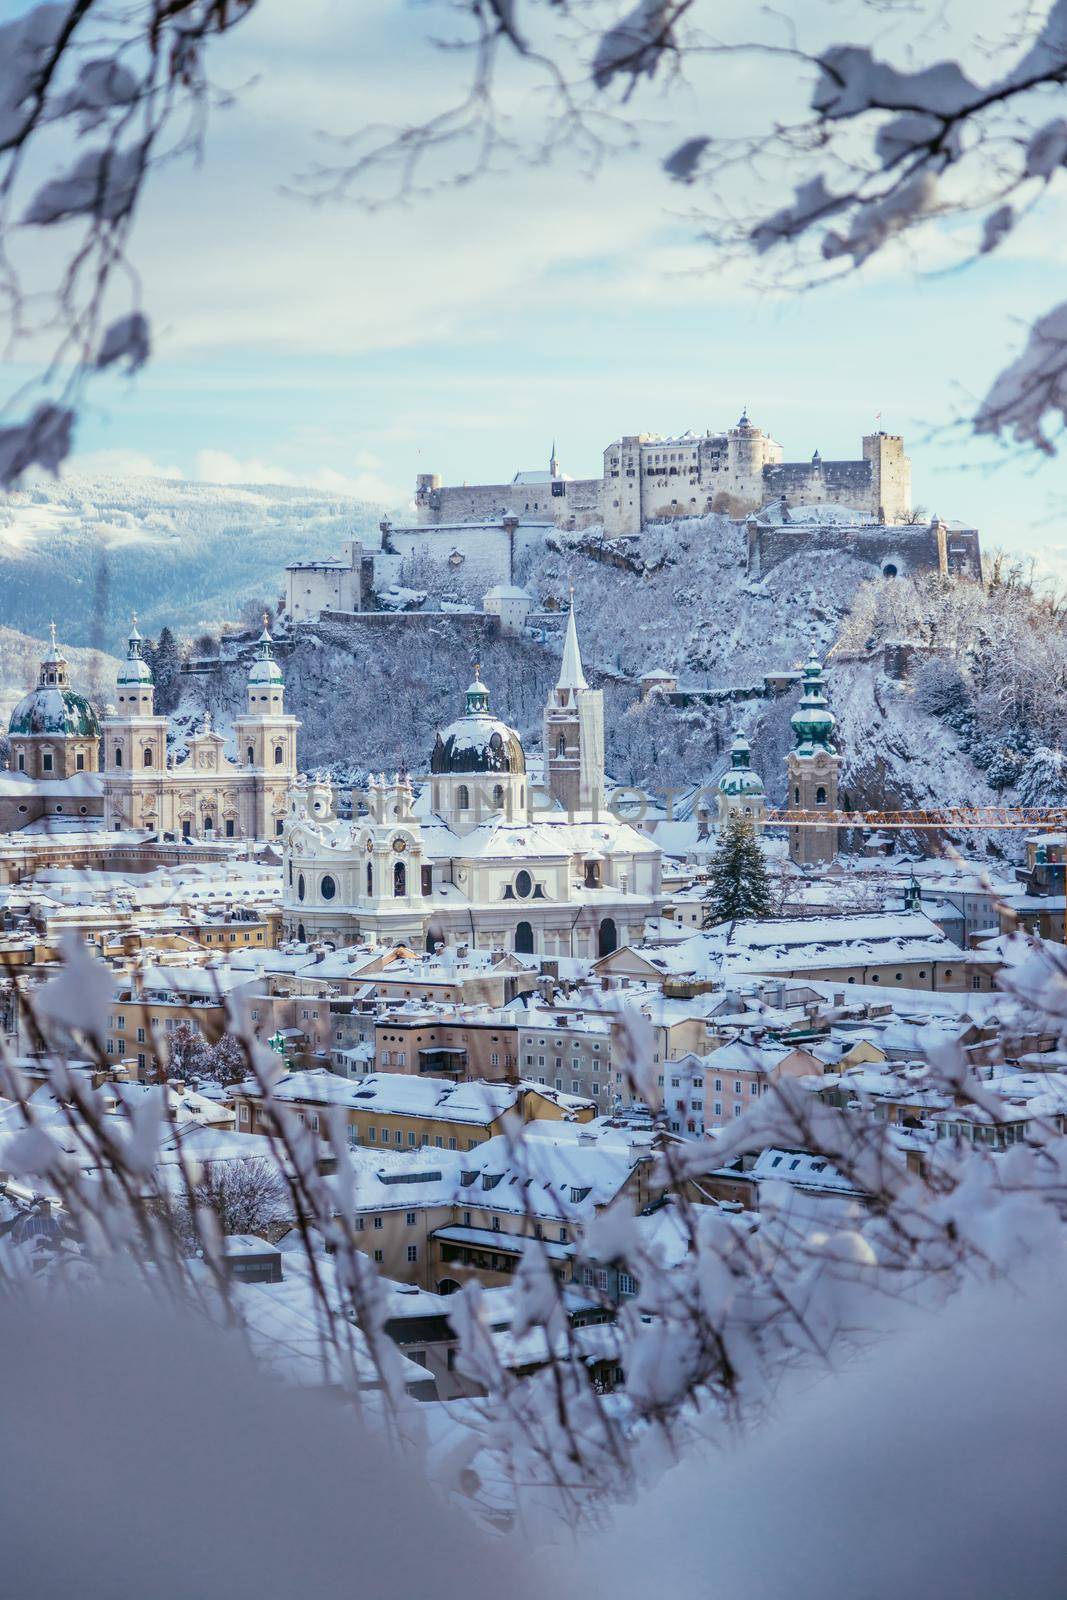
[281,610,664,956]
[101,621,298,839]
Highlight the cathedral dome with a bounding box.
[8,685,100,739]
[430,668,525,775]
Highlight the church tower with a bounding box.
[543,603,604,816]
[717,731,766,832]
[103,619,168,831]
[233,621,300,838]
[786,649,840,867]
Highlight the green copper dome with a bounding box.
[9,686,100,738]
[718,733,765,797]
[791,650,836,752]
[117,621,154,686]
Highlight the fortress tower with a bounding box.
[786,650,840,867]
[862,432,911,523]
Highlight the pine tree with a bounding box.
[703,814,773,926]
[151,626,182,715]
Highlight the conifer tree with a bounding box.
[150,626,183,715]
[703,814,773,926]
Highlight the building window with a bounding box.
[115,747,123,767]
[76,751,85,771]
[321,874,337,901]
[490,1052,499,1067]
[619,1273,638,1296]
[457,784,470,810]
[816,785,827,805]
[366,861,373,897]
[274,745,284,765]
[515,869,532,899]
[406,1211,417,1225]
[374,1249,384,1263]
[407,1244,418,1263]
[144,748,153,768]
[393,860,406,897]
[247,745,254,765]
[373,1216,383,1230]
[42,752,53,772]
[297,873,305,901]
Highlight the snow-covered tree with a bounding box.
[702,814,773,924]
[147,626,182,716]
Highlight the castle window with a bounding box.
[393,860,406,897]
[247,745,254,765]
[367,862,373,897]
[456,784,470,811]
[76,752,85,771]
[42,752,53,772]
[321,874,337,901]
[557,733,566,758]
[144,748,153,768]
[274,745,283,765]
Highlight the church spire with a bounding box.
[550,438,560,479]
[557,595,587,694]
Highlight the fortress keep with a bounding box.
[415,415,913,534]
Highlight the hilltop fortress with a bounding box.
[415,414,913,534]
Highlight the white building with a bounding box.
[281,611,663,955]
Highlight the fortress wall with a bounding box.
[761,459,875,516]
[747,521,967,580]
[419,477,602,529]
[378,522,552,592]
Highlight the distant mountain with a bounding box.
[0,476,389,651]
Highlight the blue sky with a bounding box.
[7,0,1067,569]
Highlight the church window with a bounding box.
[76,752,85,771]
[492,784,504,808]
[421,865,432,896]
[42,752,53,772]
[115,747,123,767]
[297,873,306,902]
[182,820,191,839]
[144,748,153,768]
[557,733,566,758]
[17,753,24,771]
[394,861,406,897]
[247,745,254,765]
[297,923,305,942]
[366,862,373,897]
[816,786,827,805]
[204,816,214,832]
[225,819,235,838]
[321,874,337,901]
[275,819,284,836]
[515,869,532,899]
[457,785,470,811]
[274,745,284,765]
[515,920,534,954]
[793,786,800,805]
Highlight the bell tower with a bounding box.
[233,621,300,838]
[103,618,168,831]
[786,649,840,867]
[543,600,604,816]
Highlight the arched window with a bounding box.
[557,733,566,758]
[793,786,800,805]
[457,784,470,810]
[393,860,406,897]
[297,923,306,943]
[492,784,504,808]
[247,745,254,765]
[115,746,123,768]
[321,874,336,901]
[297,873,306,902]
[598,917,618,957]
[366,861,373,897]
[288,861,293,885]
[515,920,534,954]
[204,816,214,833]
[143,748,153,768]
[816,786,827,805]
[274,745,283,765]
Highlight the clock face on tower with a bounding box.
[392,837,406,852]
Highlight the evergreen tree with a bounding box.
[150,626,182,715]
[703,814,773,926]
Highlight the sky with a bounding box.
[5,0,1067,569]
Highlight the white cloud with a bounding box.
[192,448,404,505]
[65,448,184,480]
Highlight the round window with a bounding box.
[321,874,336,901]
[297,873,306,902]
[515,869,532,899]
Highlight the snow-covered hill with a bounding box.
[0,477,387,650]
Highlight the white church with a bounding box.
[281,610,664,956]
